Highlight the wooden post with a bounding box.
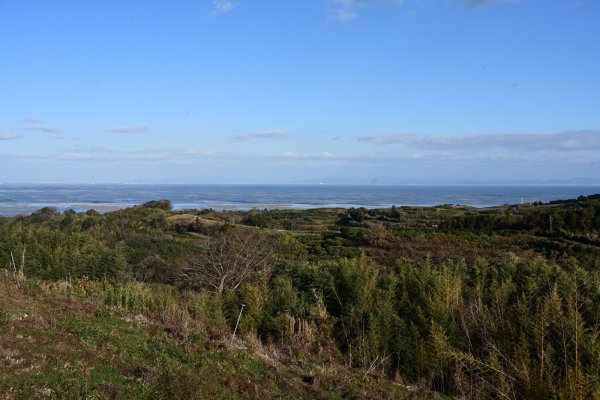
[10,252,17,273]
[231,304,246,343]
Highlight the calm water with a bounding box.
[0,184,598,216]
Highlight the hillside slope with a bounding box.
[0,272,438,400]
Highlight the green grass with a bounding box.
[0,273,419,400]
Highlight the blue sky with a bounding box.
[1,0,599,184]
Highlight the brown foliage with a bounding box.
[179,229,273,294]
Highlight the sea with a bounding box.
[0,184,598,217]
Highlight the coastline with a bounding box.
[1,184,598,217]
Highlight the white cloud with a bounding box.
[234,131,288,141]
[2,143,598,186]
[334,0,359,22]
[59,151,94,160]
[329,0,509,21]
[106,125,150,134]
[331,0,406,22]
[50,148,234,164]
[331,0,370,22]
[26,125,61,133]
[464,0,514,9]
[358,130,600,151]
[279,151,337,160]
[23,119,61,134]
[8,145,596,168]
[212,0,237,15]
[16,147,349,167]
[23,118,43,124]
[0,131,19,140]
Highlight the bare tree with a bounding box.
[180,229,272,293]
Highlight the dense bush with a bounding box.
[0,222,129,280]
[1,198,599,398]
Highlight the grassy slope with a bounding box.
[0,273,443,400]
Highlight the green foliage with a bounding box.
[0,221,129,280]
[141,199,173,211]
[1,196,600,398]
[241,211,272,228]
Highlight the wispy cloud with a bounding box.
[26,125,62,133]
[19,147,348,166]
[212,0,237,15]
[106,125,150,134]
[23,118,61,134]
[3,143,597,186]
[329,0,508,21]
[331,0,406,22]
[0,131,20,140]
[23,118,43,124]
[49,147,234,163]
[234,131,288,141]
[59,151,94,160]
[358,130,600,151]
[279,151,337,160]
[464,0,513,9]
[7,145,594,166]
[38,146,596,171]
[332,0,361,22]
